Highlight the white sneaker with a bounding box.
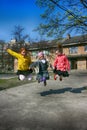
[19,75,25,81]
[28,77,32,81]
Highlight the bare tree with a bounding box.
[12,25,29,42]
[11,25,29,48]
[35,0,87,39]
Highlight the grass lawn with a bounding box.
[0,71,53,91]
[0,77,35,91]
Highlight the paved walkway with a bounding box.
[0,70,87,130]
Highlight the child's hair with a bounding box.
[58,43,63,53]
[19,48,27,53]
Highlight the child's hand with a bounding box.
[29,68,33,73]
[53,67,57,73]
[50,63,53,68]
[3,44,8,51]
[53,66,55,70]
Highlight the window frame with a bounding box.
[69,46,78,54]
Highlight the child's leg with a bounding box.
[18,74,25,81]
[37,74,41,83]
[55,70,63,81]
[27,74,32,80]
[39,77,43,82]
[42,77,46,81]
[53,68,58,80]
[54,74,58,80]
[44,80,47,86]
[63,71,69,77]
[59,75,62,81]
[42,77,47,86]
[58,71,69,81]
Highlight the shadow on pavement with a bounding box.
[40,86,87,96]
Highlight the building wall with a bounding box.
[77,59,86,70]
[63,48,69,55]
[30,45,87,70]
[63,45,87,70]
[78,46,84,54]
[13,43,87,71]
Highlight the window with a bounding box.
[43,50,49,55]
[69,47,78,54]
[32,52,37,57]
[84,45,87,52]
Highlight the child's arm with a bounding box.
[30,61,39,68]
[46,60,49,69]
[30,61,39,74]
[53,58,58,69]
[7,49,20,59]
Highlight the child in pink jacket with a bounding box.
[53,43,70,81]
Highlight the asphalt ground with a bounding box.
[0,70,87,130]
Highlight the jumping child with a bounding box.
[30,52,49,86]
[5,46,33,81]
[53,43,70,81]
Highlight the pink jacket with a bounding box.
[53,54,70,71]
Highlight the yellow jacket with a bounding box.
[7,49,32,71]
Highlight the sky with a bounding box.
[0,0,44,42]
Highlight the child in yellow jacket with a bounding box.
[6,47,33,80]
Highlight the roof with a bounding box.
[29,34,87,50]
[62,34,87,46]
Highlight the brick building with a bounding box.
[62,34,87,70]
[29,34,87,70]
[1,34,87,72]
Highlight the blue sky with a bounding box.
[0,0,44,42]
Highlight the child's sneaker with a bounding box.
[54,74,57,80]
[44,80,47,86]
[28,77,32,81]
[38,79,40,83]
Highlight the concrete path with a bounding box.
[0,70,87,130]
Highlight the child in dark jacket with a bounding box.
[30,52,49,86]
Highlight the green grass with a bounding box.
[0,71,54,91]
[0,77,35,91]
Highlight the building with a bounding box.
[0,34,87,72]
[29,34,87,70]
[62,34,87,70]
